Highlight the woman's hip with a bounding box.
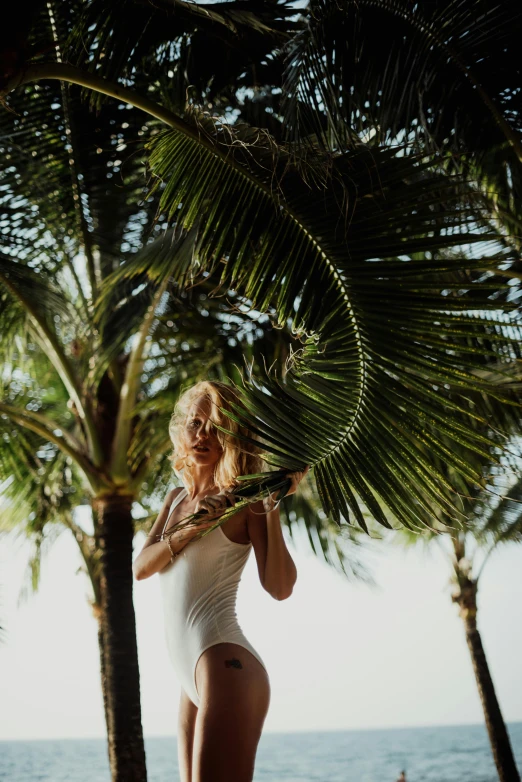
[194,641,270,710]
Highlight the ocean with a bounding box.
[1,722,521,781]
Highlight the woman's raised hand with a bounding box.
[176,495,230,542]
[262,466,310,512]
[285,465,310,497]
[194,493,231,518]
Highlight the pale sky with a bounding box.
[1,506,521,740]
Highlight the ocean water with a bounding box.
[1,722,521,782]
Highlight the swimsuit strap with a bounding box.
[161,487,188,537]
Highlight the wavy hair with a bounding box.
[168,380,264,494]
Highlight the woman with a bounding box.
[133,380,308,782]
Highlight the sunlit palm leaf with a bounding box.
[0,431,83,607]
[136,113,521,531]
[464,152,522,292]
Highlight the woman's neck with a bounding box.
[188,464,218,500]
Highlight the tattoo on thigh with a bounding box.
[224,658,243,669]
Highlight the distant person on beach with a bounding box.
[134,380,308,782]
[396,772,407,782]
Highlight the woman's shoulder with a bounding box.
[167,485,185,505]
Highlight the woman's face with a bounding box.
[184,396,223,467]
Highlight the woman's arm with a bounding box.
[133,488,187,580]
[248,500,297,601]
[133,487,222,580]
[247,468,309,600]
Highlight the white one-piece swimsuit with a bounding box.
[158,487,268,707]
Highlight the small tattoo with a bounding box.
[225,658,243,669]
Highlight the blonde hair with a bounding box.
[168,380,264,494]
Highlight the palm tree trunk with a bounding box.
[94,495,147,782]
[96,617,110,738]
[459,585,520,782]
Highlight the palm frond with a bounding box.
[282,0,522,166]
[113,111,522,532]
[1,1,163,287]
[0,253,101,437]
[480,474,522,545]
[0,420,90,604]
[0,252,80,325]
[66,0,295,110]
[281,477,375,583]
[88,227,200,389]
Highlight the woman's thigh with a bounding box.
[177,687,198,782]
[193,642,271,782]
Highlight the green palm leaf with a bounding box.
[281,480,375,582]
[2,0,520,539]
[124,113,522,531]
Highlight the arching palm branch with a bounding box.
[3,9,521,534]
[139,116,521,530]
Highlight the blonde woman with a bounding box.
[133,380,308,782]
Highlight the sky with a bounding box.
[1,507,521,741]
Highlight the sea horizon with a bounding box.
[2,718,521,743]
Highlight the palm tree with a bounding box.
[390,431,522,782]
[1,2,521,780]
[0,10,365,779]
[0,256,268,776]
[0,5,303,779]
